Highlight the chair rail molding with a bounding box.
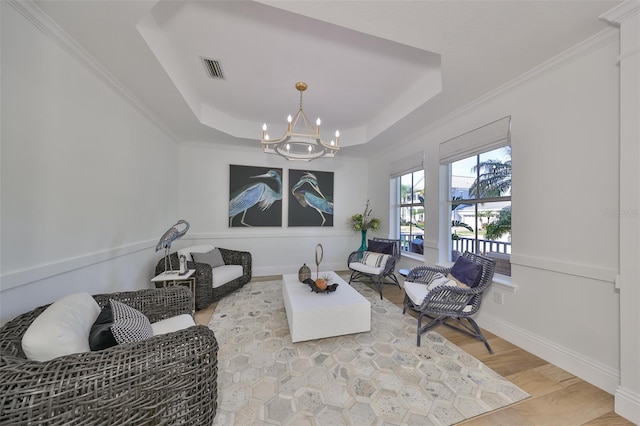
[510,253,617,284]
[1,240,156,292]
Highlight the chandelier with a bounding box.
[260,82,340,161]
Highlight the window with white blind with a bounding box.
[441,117,512,276]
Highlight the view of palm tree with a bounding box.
[451,146,511,275]
[397,147,511,273]
[470,146,512,198]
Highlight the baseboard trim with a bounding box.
[614,385,640,424]
[477,312,620,394]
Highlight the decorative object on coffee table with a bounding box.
[302,276,338,293]
[298,263,311,282]
[314,243,323,279]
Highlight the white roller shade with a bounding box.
[390,151,424,178]
[439,116,511,164]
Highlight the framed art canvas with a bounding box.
[288,169,334,227]
[229,165,283,227]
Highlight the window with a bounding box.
[449,146,511,275]
[396,170,425,254]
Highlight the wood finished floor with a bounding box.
[195,274,632,426]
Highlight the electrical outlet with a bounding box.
[494,291,504,305]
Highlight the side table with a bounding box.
[151,269,196,313]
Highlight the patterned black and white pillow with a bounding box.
[361,251,390,268]
[109,299,153,344]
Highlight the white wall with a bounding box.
[176,142,370,277]
[369,31,622,393]
[0,1,373,327]
[0,2,179,324]
[2,2,633,417]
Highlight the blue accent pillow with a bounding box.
[367,239,394,255]
[450,256,483,288]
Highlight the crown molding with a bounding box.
[600,0,640,26]
[7,0,179,143]
[374,26,619,161]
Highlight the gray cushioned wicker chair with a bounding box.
[155,248,252,310]
[0,287,218,425]
[403,251,496,353]
[347,238,402,300]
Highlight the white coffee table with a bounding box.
[282,271,371,343]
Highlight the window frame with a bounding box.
[447,146,512,275]
[394,169,425,255]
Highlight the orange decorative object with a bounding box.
[315,278,327,290]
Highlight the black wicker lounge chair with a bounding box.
[156,247,252,310]
[0,287,218,425]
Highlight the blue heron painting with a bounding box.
[288,169,334,227]
[229,166,283,227]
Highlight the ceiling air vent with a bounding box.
[201,57,225,80]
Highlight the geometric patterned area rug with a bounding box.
[210,279,529,425]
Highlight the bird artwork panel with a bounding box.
[229,165,283,227]
[288,169,334,227]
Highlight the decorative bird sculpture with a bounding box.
[292,172,334,226]
[155,219,190,272]
[229,169,282,227]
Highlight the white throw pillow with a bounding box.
[192,249,225,268]
[427,272,453,291]
[177,244,215,261]
[404,275,458,306]
[22,292,101,362]
[361,251,390,268]
[348,262,385,275]
[151,314,196,336]
[212,265,243,288]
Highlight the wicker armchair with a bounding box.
[403,251,496,353]
[0,287,218,425]
[347,238,402,299]
[155,247,252,310]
